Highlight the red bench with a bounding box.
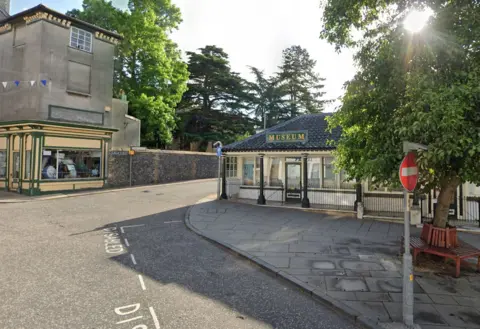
[409,237,480,278]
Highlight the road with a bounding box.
[0,180,358,329]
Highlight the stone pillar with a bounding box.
[301,153,310,208]
[356,181,364,219]
[221,155,228,199]
[257,154,266,205]
[410,205,422,225]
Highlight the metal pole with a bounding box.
[217,156,221,200]
[403,187,414,327]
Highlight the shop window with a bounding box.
[0,150,6,178]
[225,157,237,178]
[25,151,31,179]
[41,149,101,180]
[266,157,283,187]
[308,158,321,188]
[242,158,254,186]
[323,157,335,188]
[13,152,20,179]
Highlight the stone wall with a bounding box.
[107,150,218,187]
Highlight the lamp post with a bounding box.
[214,141,222,200]
[401,141,428,328]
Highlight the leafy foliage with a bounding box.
[277,46,329,117]
[321,0,480,227]
[67,0,188,146]
[176,46,256,148]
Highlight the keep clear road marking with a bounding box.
[120,224,146,234]
[138,275,146,290]
[130,254,137,265]
[124,238,130,247]
[149,306,161,329]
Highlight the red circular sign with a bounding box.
[399,152,418,192]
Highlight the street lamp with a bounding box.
[214,141,223,200]
[402,141,428,329]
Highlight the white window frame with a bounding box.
[70,27,93,53]
[225,157,238,178]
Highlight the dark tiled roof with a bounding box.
[0,4,122,39]
[223,113,340,152]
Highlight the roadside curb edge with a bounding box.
[184,196,386,329]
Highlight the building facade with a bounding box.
[222,114,480,226]
[0,4,122,195]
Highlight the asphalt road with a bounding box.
[0,180,358,329]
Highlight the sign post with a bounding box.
[214,141,222,200]
[399,151,418,327]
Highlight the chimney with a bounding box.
[0,0,10,19]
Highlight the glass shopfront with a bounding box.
[41,149,102,180]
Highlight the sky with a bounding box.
[11,0,356,111]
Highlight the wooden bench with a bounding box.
[408,237,480,278]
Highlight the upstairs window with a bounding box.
[70,27,92,52]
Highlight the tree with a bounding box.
[246,67,288,129]
[277,46,329,117]
[177,46,255,147]
[321,0,480,228]
[67,0,188,146]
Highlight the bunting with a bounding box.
[0,79,49,91]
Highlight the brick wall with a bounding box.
[107,150,218,187]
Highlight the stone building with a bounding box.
[0,4,138,195]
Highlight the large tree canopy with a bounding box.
[321,0,480,227]
[67,0,188,146]
[277,46,329,117]
[176,46,255,147]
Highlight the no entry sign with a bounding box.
[399,152,418,192]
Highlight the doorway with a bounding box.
[285,163,301,202]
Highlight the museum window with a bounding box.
[41,149,101,180]
[225,157,237,178]
[340,170,356,189]
[70,27,92,52]
[265,157,283,187]
[308,157,321,188]
[242,157,254,186]
[323,157,336,188]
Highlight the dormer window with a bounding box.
[70,27,92,53]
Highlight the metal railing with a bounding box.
[422,196,480,227]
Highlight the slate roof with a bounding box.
[223,113,341,152]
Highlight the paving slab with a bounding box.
[186,198,480,329]
[325,276,369,292]
[384,303,448,325]
[433,304,480,328]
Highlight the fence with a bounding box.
[421,196,480,227]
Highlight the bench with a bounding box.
[408,237,480,278]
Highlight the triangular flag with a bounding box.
[41,80,47,86]
[30,80,36,87]
[14,80,20,87]
[1,82,6,89]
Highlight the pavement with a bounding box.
[186,196,480,329]
[0,179,359,329]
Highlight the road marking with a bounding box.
[120,224,145,233]
[103,227,124,254]
[124,238,130,247]
[130,254,137,265]
[138,274,146,290]
[149,307,161,329]
[164,221,182,224]
[116,315,143,324]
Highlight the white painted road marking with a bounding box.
[130,254,137,265]
[116,315,143,324]
[103,227,124,254]
[120,224,145,233]
[138,275,146,290]
[124,238,130,247]
[149,307,161,329]
[401,167,418,176]
[164,221,182,224]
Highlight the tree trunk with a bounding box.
[433,176,460,228]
